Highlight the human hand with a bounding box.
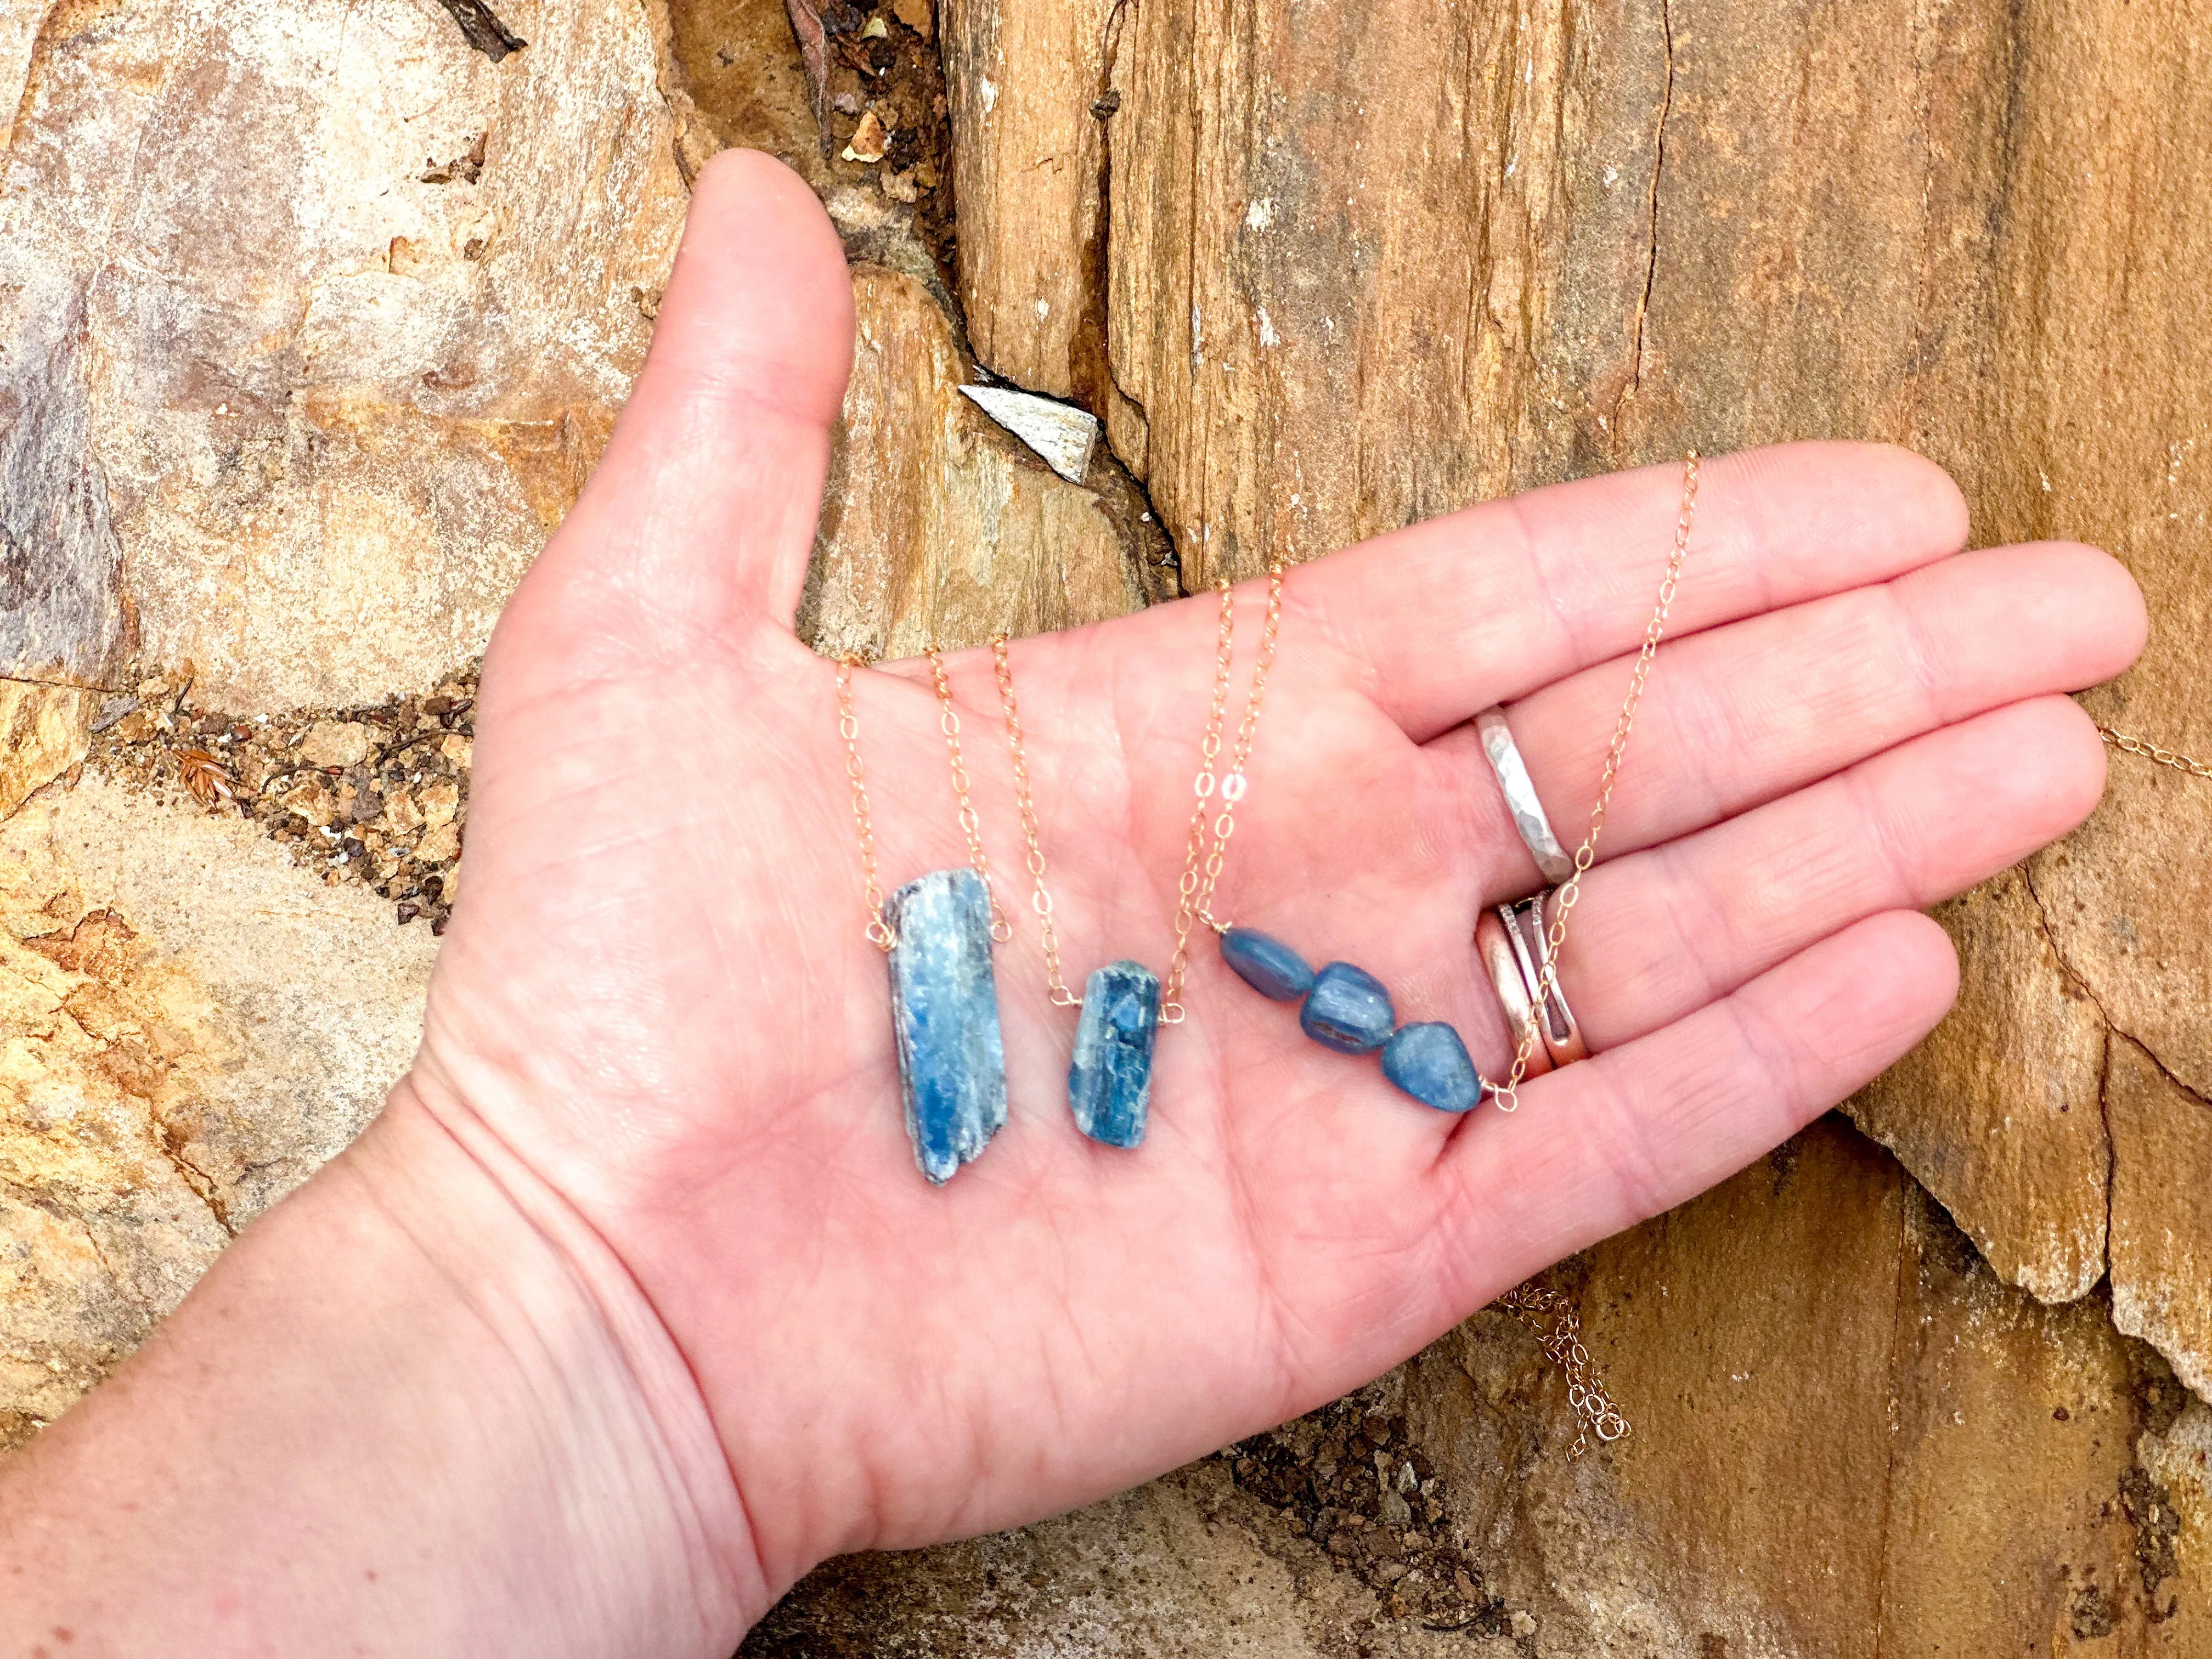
[366,146,2147,1626]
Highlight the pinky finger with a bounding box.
[1426,910,1959,1304]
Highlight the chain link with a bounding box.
[1192,565,1286,930]
[925,646,1014,944]
[1161,583,1239,1020]
[1163,563,1286,1021]
[986,563,1289,1022]
[990,635,1082,1006]
[835,658,899,952]
[1488,453,1700,1112]
[1497,1283,1630,1459]
[2100,725,2212,781]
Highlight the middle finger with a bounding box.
[1420,540,2142,898]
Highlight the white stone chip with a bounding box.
[956,383,1099,484]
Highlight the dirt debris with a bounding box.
[788,0,955,272]
[1218,1395,1513,1635]
[87,663,479,936]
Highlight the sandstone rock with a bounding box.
[940,0,1116,404]
[1,0,687,714]
[797,266,1145,659]
[1850,870,2109,1302]
[2109,1036,2212,1402]
[0,682,95,820]
[298,720,373,771]
[0,777,436,1445]
[1096,0,1631,584]
[1897,0,2212,1393]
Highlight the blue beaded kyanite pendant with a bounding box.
[1068,960,1161,1147]
[885,868,1008,1183]
[1219,926,1484,1113]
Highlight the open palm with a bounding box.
[400,152,2145,1602]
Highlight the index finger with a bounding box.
[1290,440,1972,742]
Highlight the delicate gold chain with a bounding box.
[988,563,1287,1022]
[1163,563,1286,1022]
[990,636,1081,1006]
[1161,584,1240,1020]
[1497,1284,1629,1458]
[1192,565,1286,934]
[835,658,899,952]
[1489,453,1700,1111]
[925,646,1014,944]
[2099,726,2212,780]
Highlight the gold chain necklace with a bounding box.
[2099,726,2212,780]
[987,566,1288,1021]
[982,567,1285,1146]
[1488,453,1700,1112]
[1485,453,1700,1457]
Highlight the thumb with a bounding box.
[531,148,855,648]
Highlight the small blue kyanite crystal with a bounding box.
[1218,927,1315,1001]
[1068,959,1161,1148]
[1299,962,1397,1053]
[1381,1022,1483,1112]
[885,868,1008,1184]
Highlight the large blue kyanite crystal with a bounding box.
[1299,962,1396,1053]
[1068,959,1161,1148]
[886,868,1008,1184]
[1381,1022,1483,1112]
[1219,927,1315,1001]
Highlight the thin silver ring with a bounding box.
[1474,910,1555,1076]
[1475,708,1575,884]
[1498,894,1588,1066]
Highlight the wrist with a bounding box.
[351,1075,778,1638]
[0,1076,771,1655]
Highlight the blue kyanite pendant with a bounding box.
[1380,1022,1483,1112]
[1068,960,1161,1148]
[1218,926,1315,1001]
[1221,923,1489,1114]
[885,868,1008,1184]
[1299,961,1397,1053]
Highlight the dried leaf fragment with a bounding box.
[177,749,237,810]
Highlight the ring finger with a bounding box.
[1455,693,2106,1078]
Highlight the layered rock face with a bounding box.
[4,0,2208,1652]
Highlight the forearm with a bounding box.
[0,1082,763,1658]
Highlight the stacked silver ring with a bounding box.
[1475,895,1587,1071]
[1471,706,1588,1069]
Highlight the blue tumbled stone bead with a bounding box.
[886,868,1008,1184]
[1381,1022,1484,1113]
[1299,962,1396,1053]
[1068,959,1161,1148]
[1219,927,1316,1001]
